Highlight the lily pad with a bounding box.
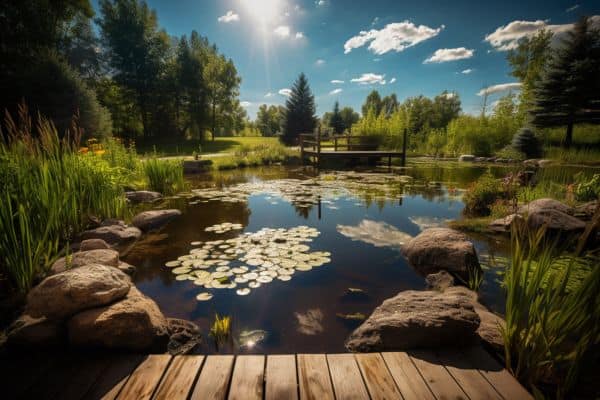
[196,292,213,301]
[236,288,251,296]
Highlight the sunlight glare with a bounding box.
[241,0,283,27]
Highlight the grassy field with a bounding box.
[136,136,280,157]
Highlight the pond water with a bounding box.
[122,162,586,354]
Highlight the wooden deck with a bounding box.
[2,346,533,400]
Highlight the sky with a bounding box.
[91,0,599,118]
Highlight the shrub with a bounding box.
[574,173,600,201]
[511,127,541,158]
[462,173,508,216]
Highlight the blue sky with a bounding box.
[91,0,599,117]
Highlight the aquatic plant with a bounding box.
[209,313,232,351]
[462,173,509,216]
[142,157,186,195]
[502,222,600,398]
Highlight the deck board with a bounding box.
[409,350,469,400]
[327,354,370,400]
[265,355,298,400]
[228,355,265,400]
[83,354,145,400]
[297,354,335,400]
[153,355,204,400]
[381,352,435,400]
[116,354,171,400]
[355,353,402,400]
[191,355,235,400]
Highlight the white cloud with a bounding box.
[424,47,474,63]
[485,17,600,51]
[371,17,379,26]
[274,25,291,38]
[442,92,456,99]
[477,82,522,96]
[315,0,326,6]
[461,68,473,74]
[329,88,343,95]
[344,20,444,55]
[265,92,274,97]
[240,101,252,107]
[389,77,396,84]
[279,88,292,96]
[315,59,325,66]
[295,32,304,39]
[331,80,344,84]
[351,73,386,85]
[566,4,580,12]
[337,220,413,248]
[218,10,239,23]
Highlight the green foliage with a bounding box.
[574,173,600,201]
[142,158,186,195]
[544,146,600,164]
[281,73,317,144]
[503,224,600,398]
[340,107,359,133]
[511,127,541,158]
[211,142,297,170]
[209,313,232,351]
[462,173,508,216]
[329,101,344,134]
[256,104,284,136]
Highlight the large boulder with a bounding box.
[167,318,202,355]
[26,264,131,319]
[425,271,455,291]
[5,314,64,347]
[574,201,598,221]
[125,190,162,203]
[50,249,119,274]
[527,208,585,233]
[79,224,141,246]
[131,209,182,232]
[518,198,574,215]
[458,154,475,162]
[68,287,169,351]
[79,238,111,251]
[402,228,482,281]
[489,213,523,233]
[345,289,480,352]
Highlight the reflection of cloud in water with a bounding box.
[295,309,324,335]
[409,216,451,231]
[337,219,412,247]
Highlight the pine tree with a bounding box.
[329,101,344,134]
[281,73,317,144]
[512,127,541,158]
[530,16,600,148]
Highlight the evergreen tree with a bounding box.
[530,16,600,148]
[361,90,382,116]
[340,106,359,132]
[281,73,316,144]
[512,127,541,158]
[329,101,344,134]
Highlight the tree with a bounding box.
[512,127,541,158]
[381,94,399,117]
[281,73,317,144]
[340,107,359,132]
[256,104,282,136]
[431,91,461,129]
[204,54,241,140]
[530,16,600,148]
[329,101,344,134]
[361,90,382,116]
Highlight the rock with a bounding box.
[117,261,136,275]
[458,154,475,162]
[51,249,120,274]
[537,159,553,167]
[101,218,127,227]
[402,228,482,282]
[132,209,182,231]
[79,238,111,251]
[125,190,162,203]
[574,201,598,221]
[26,264,131,319]
[527,208,585,233]
[167,318,202,355]
[6,314,64,347]
[474,157,486,162]
[489,214,523,233]
[345,289,480,352]
[518,198,574,215]
[183,160,212,174]
[68,287,169,351]
[80,224,141,246]
[425,271,455,291]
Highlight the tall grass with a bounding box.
[142,157,186,195]
[544,146,600,164]
[503,221,600,398]
[211,142,297,170]
[0,106,127,292]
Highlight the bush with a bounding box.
[462,173,508,216]
[142,158,186,195]
[512,127,541,158]
[574,173,600,201]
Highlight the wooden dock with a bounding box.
[299,132,406,169]
[2,346,532,399]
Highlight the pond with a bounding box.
[121,162,582,354]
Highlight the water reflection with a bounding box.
[337,219,412,248]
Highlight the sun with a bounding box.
[241,0,283,27]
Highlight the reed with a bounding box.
[142,157,186,195]
[209,313,232,351]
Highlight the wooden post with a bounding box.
[401,128,407,167]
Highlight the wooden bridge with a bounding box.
[3,346,532,399]
[299,130,407,169]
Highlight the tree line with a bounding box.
[0,0,244,142]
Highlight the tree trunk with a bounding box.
[565,120,573,149]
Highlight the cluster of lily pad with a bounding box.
[165,226,331,301]
[204,222,244,234]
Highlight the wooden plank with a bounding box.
[326,354,369,400]
[409,350,468,400]
[297,354,334,400]
[2,353,55,399]
[190,355,234,400]
[20,353,84,400]
[60,355,114,400]
[381,352,435,400]
[265,355,298,400]
[83,355,144,400]
[462,347,533,400]
[354,353,402,400]
[228,355,265,400]
[116,355,171,400]
[436,350,503,400]
[153,355,204,400]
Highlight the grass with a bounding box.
[209,142,298,170]
[136,136,281,157]
[502,222,600,398]
[544,146,600,165]
[142,157,186,195]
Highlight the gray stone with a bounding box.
[402,228,482,282]
[518,198,574,215]
[132,209,182,231]
[68,287,169,351]
[345,289,480,352]
[574,201,598,221]
[80,224,141,246]
[26,264,131,319]
[425,271,455,291]
[167,318,202,355]
[51,249,120,274]
[527,208,585,233]
[489,213,523,233]
[79,238,111,251]
[125,190,162,203]
[458,154,475,162]
[6,314,64,347]
[117,261,136,275]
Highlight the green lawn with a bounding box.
[136,136,279,157]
